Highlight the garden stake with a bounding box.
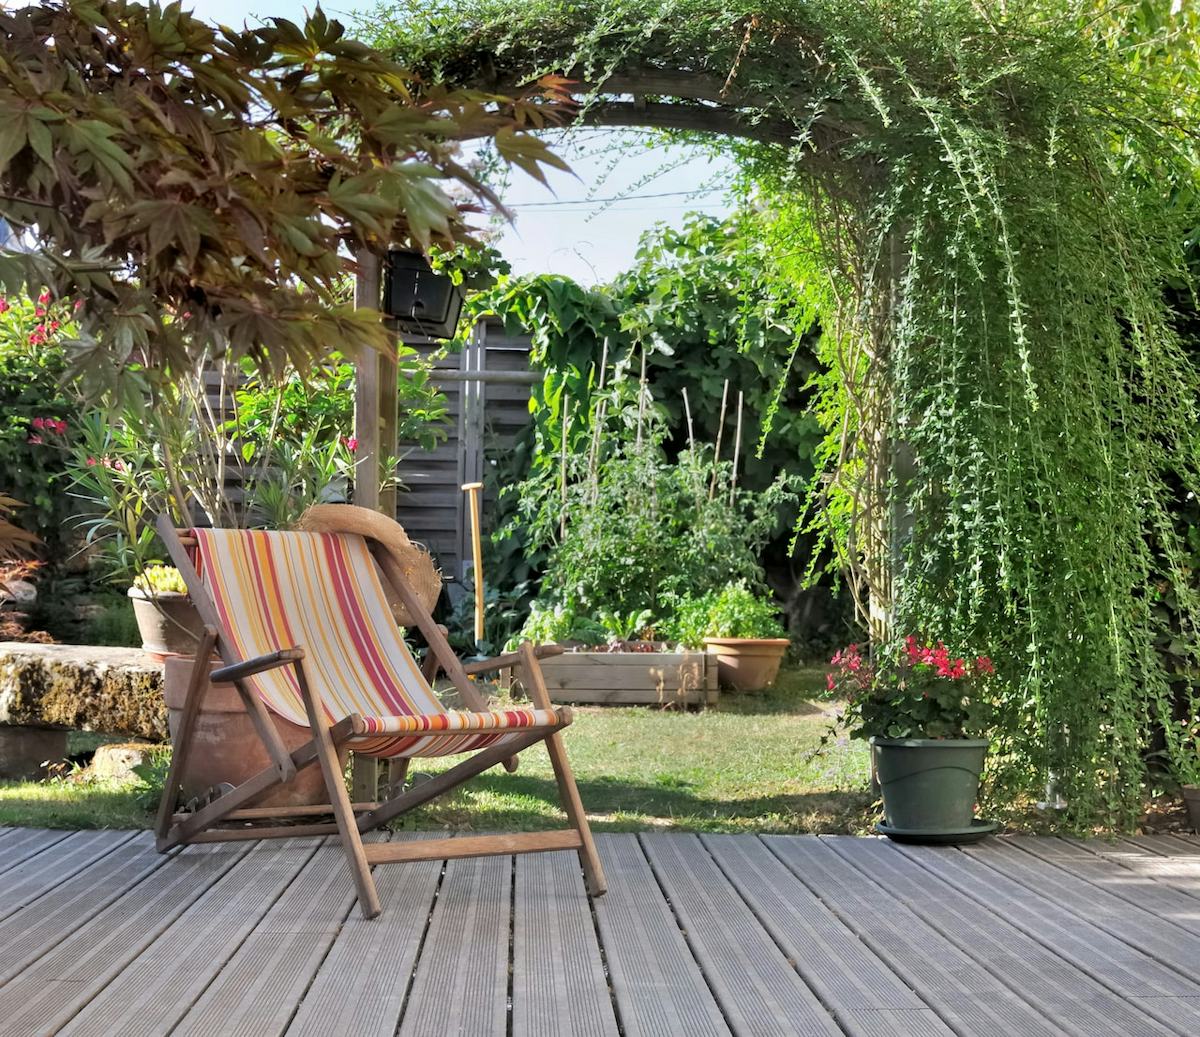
[462,481,485,645]
[729,390,744,506]
[708,378,730,501]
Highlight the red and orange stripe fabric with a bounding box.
[192,528,563,758]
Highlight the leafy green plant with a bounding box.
[533,430,799,621]
[829,638,998,741]
[662,580,787,647]
[505,600,608,651]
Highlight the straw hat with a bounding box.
[296,504,442,628]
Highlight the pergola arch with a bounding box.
[351,1,1200,826]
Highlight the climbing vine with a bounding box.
[369,0,1200,827]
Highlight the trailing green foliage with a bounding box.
[373,0,1200,826]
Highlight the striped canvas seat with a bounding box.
[192,528,564,758]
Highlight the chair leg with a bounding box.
[517,642,605,896]
[294,660,381,919]
[544,730,606,896]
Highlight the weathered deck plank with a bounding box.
[766,835,1123,1037]
[0,828,136,921]
[0,842,248,1037]
[642,832,843,1036]
[0,831,167,984]
[396,851,511,1037]
[513,848,619,1037]
[285,834,443,1037]
[592,833,731,1037]
[944,837,1200,986]
[0,825,74,874]
[842,837,1190,1034]
[0,830,1195,1036]
[1007,836,1200,934]
[59,839,319,1037]
[169,841,371,1037]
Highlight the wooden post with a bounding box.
[462,481,485,645]
[352,245,388,800]
[353,246,383,513]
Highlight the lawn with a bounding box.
[0,668,874,832]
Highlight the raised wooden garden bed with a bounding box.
[508,647,717,708]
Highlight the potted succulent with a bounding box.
[667,581,789,692]
[128,564,205,657]
[828,636,998,842]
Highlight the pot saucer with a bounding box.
[875,818,999,845]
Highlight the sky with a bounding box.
[175,1,739,284]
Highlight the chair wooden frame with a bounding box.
[152,515,606,918]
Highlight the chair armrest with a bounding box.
[211,647,305,684]
[463,644,566,676]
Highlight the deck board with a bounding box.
[0,842,248,1037]
[169,841,373,1037]
[0,830,1197,1036]
[396,850,511,1037]
[285,833,443,1037]
[513,847,619,1037]
[765,835,1116,1037]
[59,838,320,1037]
[833,836,1188,1035]
[641,832,843,1036]
[925,838,1200,990]
[1005,836,1200,934]
[592,833,731,1037]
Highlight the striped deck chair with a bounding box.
[152,514,605,919]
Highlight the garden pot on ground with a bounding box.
[163,655,346,808]
[703,637,789,692]
[871,736,989,832]
[1184,785,1200,833]
[128,587,205,658]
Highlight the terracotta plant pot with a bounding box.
[128,587,205,658]
[163,655,346,808]
[1184,785,1200,833]
[702,637,790,692]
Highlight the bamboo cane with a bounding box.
[729,390,744,506]
[462,481,485,645]
[708,378,730,501]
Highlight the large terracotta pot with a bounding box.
[702,637,790,692]
[129,588,205,658]
[163,655,345,808]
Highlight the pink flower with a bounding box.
[28,326,46,345]
[73,299,84,312]
[31,417,46,430]
[975,656,995,675]
[826,673,835,692]
[86,457,97,467]
[343,435,359,453]
[34,306,46,317]
[0,297,9,314]
[26,433,43,445]
[37,290,50,305]
[52,419,67,435]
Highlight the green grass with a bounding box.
[0,669,874,832]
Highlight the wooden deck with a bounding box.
[0,828,1197,1036]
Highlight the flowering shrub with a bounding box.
[828,636,997,741]
[0,292,80,549]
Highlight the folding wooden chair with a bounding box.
[152,513,605,918]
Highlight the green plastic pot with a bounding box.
[871,736,988,831]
